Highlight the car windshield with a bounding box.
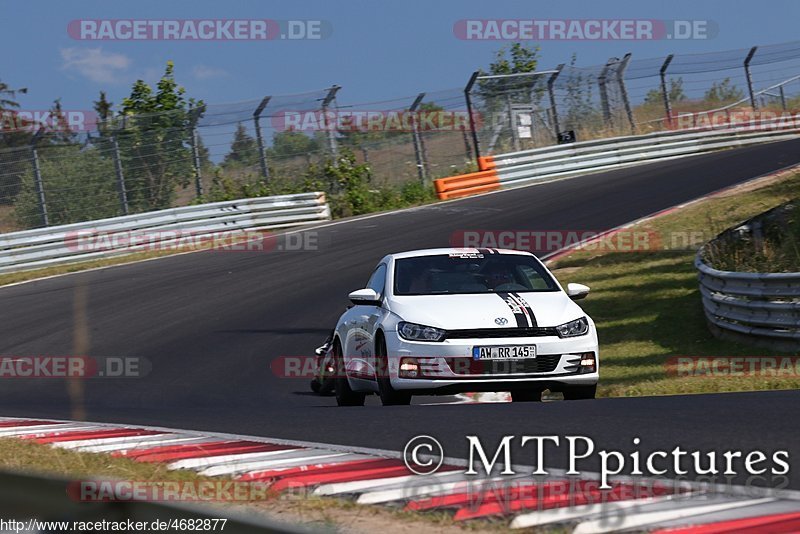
[394,253,559,295]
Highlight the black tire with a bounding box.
[334,340,366,407]
[511,388,543,402]
[310,378,321,393]
[318,376,335,396]
[376,335,411,406]
[563,384,597,400]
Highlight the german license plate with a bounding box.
[472,345,536,360]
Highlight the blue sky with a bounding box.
[2,0,799,111]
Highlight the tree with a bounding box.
[268,130,320,160]
[476,43,543,108]
[704,78,744,104]
[93,91,113,135]
[115,61,203,210]
[223,122,259,167]
[44,98,78,145]
[644,78,687,106]
[93,91,113,121]
[0,79,31,204]
[15,144,117,227]
[561,55,600,130]
[0,80,26,111]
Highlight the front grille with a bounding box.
[446,354,562,375]
[445,327,559,339]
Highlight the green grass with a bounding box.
[551,169,800,397]
[0,438,505,533]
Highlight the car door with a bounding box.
[343,264,387,382]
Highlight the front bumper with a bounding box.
[384,332,599,392]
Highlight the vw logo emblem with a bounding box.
[495,317,508,325]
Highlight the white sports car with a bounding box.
[331,248,599,406]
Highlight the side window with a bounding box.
[366,264,387,301]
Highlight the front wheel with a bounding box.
[376,336,411,406]
[563,384,597,400]
[334,340,366,407]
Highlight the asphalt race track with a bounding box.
[3,139,800,488]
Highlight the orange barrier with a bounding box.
[477,156,496,171]
[433,169,500,200]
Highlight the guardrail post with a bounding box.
[617,53,636,134]
[188,104,205,198]
[29,128,49,227]
[744,46,759,111]
[253,96,271,182]
[659,54,675,126]
[598,58,615,128]
[320,85,340,161]
[111,133,129,216]
[547,64,564,141]
[464,71,481,161]
[409,93,428,184]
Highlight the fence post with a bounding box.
[506,93,520,152]
[779,86,787,110]
[110,133,129,216]
[744,46,759,110]
[617,53,636,134]
[547,64,564,141]
[29,128,49,227]
[461,128,473,163]
[188,104,205,198]
[659,54,675,126]
[253,96,271,182]
[598,58,615,128]
[361,146,372,182]
[464,71,481,161]
[409,92,428,183]
[320,85,340,160]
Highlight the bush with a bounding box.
[14,145,119,228]
[199,150,438,219]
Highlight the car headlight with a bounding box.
[556,317,589,338]
[397,321,446,342]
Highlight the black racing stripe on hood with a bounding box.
[497,292,528,327]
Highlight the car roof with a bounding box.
[387,248,536,260]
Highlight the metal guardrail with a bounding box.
[433,119,800,199]
[0,192,330,274]
[489,119,800,187]
[696,204,800,347]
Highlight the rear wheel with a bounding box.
[334,340,366,407]
[376,336,411,406]
[511,388,543,402]
[563,384,597,400]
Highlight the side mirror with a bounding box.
[348,288,381,306]
[566,283,590,300]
